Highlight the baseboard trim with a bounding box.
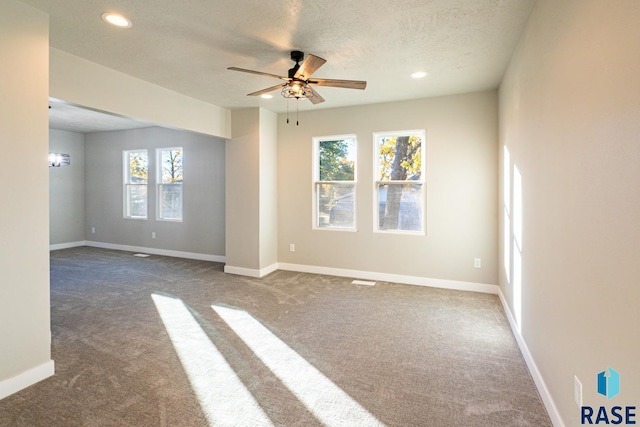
[497,289,565,427]
[224,263,278,278]
[0,360,55,401]
[50,241,86,251]
[84,241,225,263]
[277,263,499,294]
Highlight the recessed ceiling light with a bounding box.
[411,71,428,79]
[101,12,132,28]
[260,94,273,99]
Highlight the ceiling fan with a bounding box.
[228,50,367,105]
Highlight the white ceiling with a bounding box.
[48,98,154,133]
[25,0,537,132]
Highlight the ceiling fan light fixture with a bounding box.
[282,81,313,100]
[101,12,133,28]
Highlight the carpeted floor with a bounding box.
[0,247,552,426]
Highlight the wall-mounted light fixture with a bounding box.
[48,153,70,167]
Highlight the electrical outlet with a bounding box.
[575,375,582,407]
[152,232,156,239]
[91,227,95,234]
[289,243,295,252]
[474,258,482,268]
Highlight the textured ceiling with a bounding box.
[25,0,537,131]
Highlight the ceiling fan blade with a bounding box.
[228,67,287,80]
[247,83,286,97]
[308,87,325,104]
[294,54,327,79]
[308,78,367,90]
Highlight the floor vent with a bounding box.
[133,253,150,258]
[352,280,376,286]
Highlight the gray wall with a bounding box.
[0,0,52,394]
[499,1,640,424]
[85,127,225,257]
[49,129,85,245]
[277,91,498,284]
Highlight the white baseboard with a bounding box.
[277,262,499,294]
[0,360,55,401]
[497,289,565,427]
[50,241,86,251]
[224,263,278,278]
[84,241,225,263]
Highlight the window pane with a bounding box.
[160,149,183,184]
[317,183,355,228]
[377,183,422,231]
[318,139,355,181]
[126,184,147,218]
[129,152,148,183]
[159,184,183,220]
[124,150,148,219]
[377,135,422,181]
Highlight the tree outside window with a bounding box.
[313,136,356,230]
[124,150,148,219]
[158,148,183,221]
[375,131,425,233]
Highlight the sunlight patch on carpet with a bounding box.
[212,304,385,427]
[152,294,272,427]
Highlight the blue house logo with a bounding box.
[581,367,636,425]
[598,367,621,400]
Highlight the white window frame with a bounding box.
[312,135,357,231]
[123,149,148,220]
[156,147,184,222]
[373,130,426,235]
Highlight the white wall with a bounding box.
[259,109,279,270]
[85,127,226,258]
[50,48,231,139]
[226,108,278,276]
[499,1,640,425]
[49,129,85,245]
[0,0,54,399]
[227,109,261,271]
[278,91,498,285]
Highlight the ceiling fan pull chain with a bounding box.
[286,99,290,124]
[296,99,299,126]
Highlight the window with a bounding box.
[313,136,357,230]
[374,130,425,233]
[157,147,183,221]
[124,150,148,219]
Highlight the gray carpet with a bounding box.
[0,247,552,426]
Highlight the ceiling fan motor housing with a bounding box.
[290,50,304,63]
[288,51,305,78]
